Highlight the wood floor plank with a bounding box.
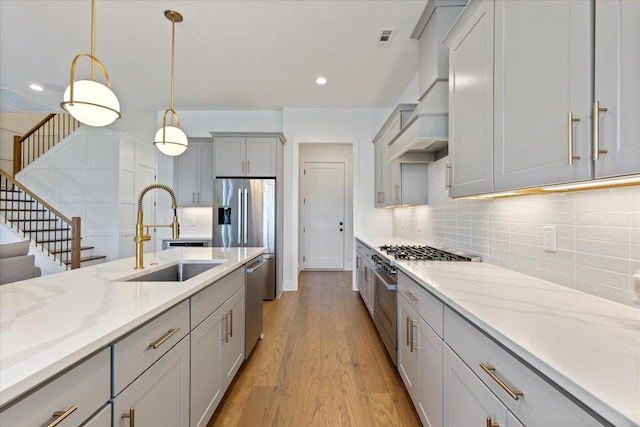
[208,271,420,427]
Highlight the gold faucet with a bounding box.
[135,183,180,269]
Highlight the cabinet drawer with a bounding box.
[191,267,244,329]
[112,301,189,396]
[398,271,443,338]
[0,348,110,427]
[444,308,606,426]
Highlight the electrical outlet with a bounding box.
[542,226,557,252]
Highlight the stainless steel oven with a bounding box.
[370,244,480,366]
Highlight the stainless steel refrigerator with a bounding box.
[213,178,276,300]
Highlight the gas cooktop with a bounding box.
[378,244,481,262]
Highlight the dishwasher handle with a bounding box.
[246,258,266,273]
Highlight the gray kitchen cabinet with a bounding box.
[0,348,110,427]
[398,271,443,427]
[493,0,592,191]
[113,336,190,427]
[355,239,375,317]
[444,307,605,426]
[174,138,213,206]
[190,267,246,427]
[443,344,523,427]
[444,0,494,197]
[593,0,640,178]
[374,104,426,207]
[214,136,277,177]
[445,0,639,198]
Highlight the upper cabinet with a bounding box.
[444,0,640,197]
[174,138,214,207]
[213,134,285,178]
[492,0,592,191]
[373,104,430,208]
[444,0,494,198]
[594,0,640,178]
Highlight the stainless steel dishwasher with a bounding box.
[245,256,266,359]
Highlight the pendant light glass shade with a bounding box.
[62,79,120,126]
[60,0,120,127]
[154,125,188,156]
[155,10,187,157]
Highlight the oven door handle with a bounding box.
[371,266,397,291]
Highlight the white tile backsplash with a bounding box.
[393,156,640,307]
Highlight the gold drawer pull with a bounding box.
[149,327,180,349]
[486,416,499,427]
[48,405,78,427]
[479,363,523,400]
[567,112,581,165]
[404,291,418,301]
[122,407,135,427]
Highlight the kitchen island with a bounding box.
[0,246,264,419]
[357,236,640,427]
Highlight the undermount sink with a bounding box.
[123,260,227,282]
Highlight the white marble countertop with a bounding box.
[357,235,640,427]
[0,246,264,408]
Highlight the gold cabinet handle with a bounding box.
[122,407,135,427]
[149,327,180,349]
[410,320,418,352]
[377,191,385,204]
[224,313,230,343]
[48,405,78,427]
[404,291,418,302]
[445,163,452,189]
[241,160,245,173]
[593,101,608,160]
[486,416,499,427]
[192,192,196,203]
[395,184,400,201]
[247,160,250,174]
[567,112,581,165]
[229,309,233,338]
[406,316,411,347]
[479,363,523,400]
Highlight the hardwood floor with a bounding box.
[208,271,420,427]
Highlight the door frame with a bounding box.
[298,143,353,274]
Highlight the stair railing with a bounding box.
[13,113,81,176]
[0,169,81,269]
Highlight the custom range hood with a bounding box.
[388,0,466,162]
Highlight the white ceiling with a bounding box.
[0,0,427,115]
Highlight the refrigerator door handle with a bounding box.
[244,188,249,244]
[238,188,242,245]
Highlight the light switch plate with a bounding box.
[543,226,557,252]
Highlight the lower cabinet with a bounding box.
[82,403,111,427]
[191,267,246,427]
[398,275,443,427]
[443,344,523,427]
[0,348,110,427]
[113,336,190,427]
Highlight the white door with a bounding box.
[302,162,345,269]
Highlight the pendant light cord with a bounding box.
[170,14,176,112]
[91,0,96,80]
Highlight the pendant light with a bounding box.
[154,10,188,156]
[60,0,120,127]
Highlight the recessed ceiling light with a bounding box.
[29,84,44,91]
[316,77,327,85]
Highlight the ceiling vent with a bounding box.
[377,28,396,47]
[0,88,57,111]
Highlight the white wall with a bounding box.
[393,156,640,307]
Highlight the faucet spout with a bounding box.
[135,184,180,269]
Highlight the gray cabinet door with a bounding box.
[493,0,591,190]
[594,0,640,178]
[215,137,246,177]
[447,0,494,197]
[246,137,277,177]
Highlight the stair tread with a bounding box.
[22,228,70,233]
[7,218,58,222]
[50,245,94,255]
[65,254,106,265]
[36,238,72,244]
[0,198,34,202]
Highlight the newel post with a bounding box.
[71,217,82,269]
[13,135,22,176]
